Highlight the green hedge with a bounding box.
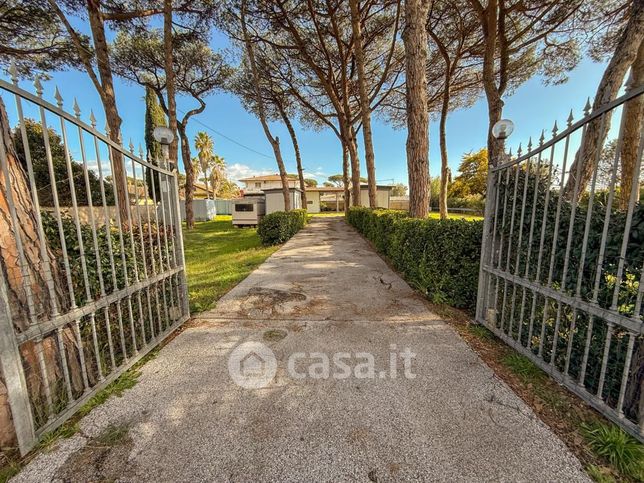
[258,209,308,245]
[347,207,483,311]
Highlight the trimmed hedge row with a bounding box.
[258,209,308,245]
[347,207,483,311]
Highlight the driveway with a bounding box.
[14,217,588,482]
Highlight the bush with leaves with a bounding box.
[348,207,483,310]
[257,209,308,245]
[41,212,173,305]
[13,119,115,207]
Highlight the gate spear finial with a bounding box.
[54,87,63,108]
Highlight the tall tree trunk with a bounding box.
[565,0,644,198]
[619,40,644,209]
[349,0,377,208]
[273,137,292,212]
[163,0,178,163]
[279,106,307,208]
[348,125,362,206]
[342,138,351,215]
[439,68,451,220]
[240,0,290,211]
[177,123,194,229]
[476,0,506,167]
[403,0,431,218]
[86,0,129,223]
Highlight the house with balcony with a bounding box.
[240,174,300,193]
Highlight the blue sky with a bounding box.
[1,20,609,187]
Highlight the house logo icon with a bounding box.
[228,341,277,389]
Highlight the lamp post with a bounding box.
[476,118,514,324]
[491,119,515,165]
[152,126,174,170]
[152,126,189,317]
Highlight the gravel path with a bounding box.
[14,217,589,482]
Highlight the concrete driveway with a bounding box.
[14,217,588,482]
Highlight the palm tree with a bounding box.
[194,131,215,199]
[209,155,226,198]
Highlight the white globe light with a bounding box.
[153,126,174,145]
[492,119,515,140]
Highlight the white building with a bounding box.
[240,174,299,193]
[237,175,392,214]
[263,187,303,214]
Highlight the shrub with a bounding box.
[258,209,308,245]
[347,207,483,311]
[581,421,644,480]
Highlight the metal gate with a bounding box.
[476,81,644,442]
[0,69,189,455]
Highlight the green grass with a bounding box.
[581,422,644,480]
[427,212,483,221]
[0,461,21,483]
[311,212,345,217]
[585,464,616,483]
[95,424,130,447]
[467,324,494,340]
[501,353,546,383]
[183,215,279,313]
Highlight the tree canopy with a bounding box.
[448,148,488,198]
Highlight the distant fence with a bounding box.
[430,206,483,215]
[389,198,408,210]
[390,197,483,215]
[214,199,232,215]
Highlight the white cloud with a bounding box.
[224,163,328,185]
[303,166,328,181]
[226,163,273,184]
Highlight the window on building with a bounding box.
[255,182,261,188]
[235,203,254,212]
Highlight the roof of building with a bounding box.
[360,183,394,190]
[306,186,344,192]
[262,187,303,192]
[239,174,298,182]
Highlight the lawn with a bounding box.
[183,215,279,313]
[311,212,345,217]
[427,212,483,221]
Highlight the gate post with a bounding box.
[475,166,498,324]
[0,269,36,454]
[171,170,190,318]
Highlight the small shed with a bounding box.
[359,184,393,209]
[263,187,303,214]
[232,195,266,226]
